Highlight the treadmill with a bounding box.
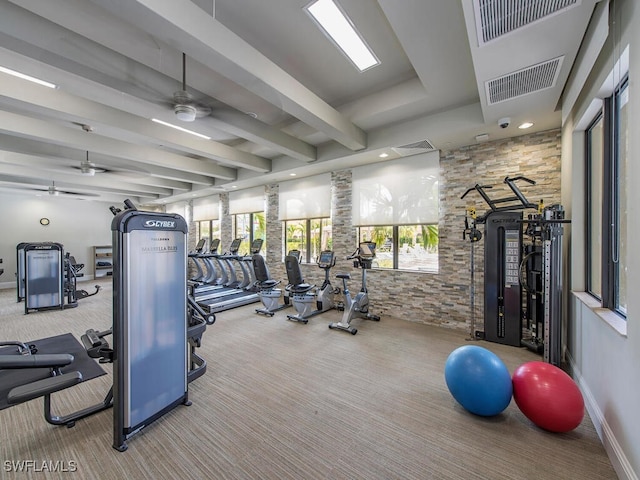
[196,239,263,313]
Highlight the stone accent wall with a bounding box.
[435,129,563,331]
[265,184,281,267]
[188,129,562,331]
[327,129,562,330]
[219,192,232,250]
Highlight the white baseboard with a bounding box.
[568,352,638,480]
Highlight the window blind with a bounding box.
[279,173,331,220]
[352,151,439,225]
[193,195,220,221]
[229,186,265,214]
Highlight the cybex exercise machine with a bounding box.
[462,176,568,365]
[329,242,381,335]
[16,242,100,314]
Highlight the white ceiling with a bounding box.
[0,0,599,205]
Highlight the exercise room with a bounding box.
[0,1,637,478]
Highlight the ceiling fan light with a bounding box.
[80,162,96,176]
[48,186,59,196]
[175,104,197,122]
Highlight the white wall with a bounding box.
[0,193,115,288]
[563,0,640,478]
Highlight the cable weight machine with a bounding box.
[461,176,569,365]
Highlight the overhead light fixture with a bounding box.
[174,104,197,122]
[305,0,380,72]
[289,173,297,176]
[80,151,96,176]
[48,182,60,196]
[0,66,57,88]
[379,152,389,158]
[519,122,534,129]
[151,118,211,140]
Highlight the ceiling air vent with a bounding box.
[485,56,563,104]
[474,0,580,45]
[391,139,436,157]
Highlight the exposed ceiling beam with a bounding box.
[0,110,237,180]
[1,1,317,162]
[80,0,367,150]
[0,72,271,172]
[0,152,176,195]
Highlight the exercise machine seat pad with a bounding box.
[0,353,74,369]
[7,371,83,405]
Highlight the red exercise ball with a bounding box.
[512,361,584,433]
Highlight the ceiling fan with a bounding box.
[171,53,212,122]
[47,181,97,197]
[72,151,106,177]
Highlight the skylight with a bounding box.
[305,0,379,72]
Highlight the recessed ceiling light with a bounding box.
[290,173,297,176]
[0,66,57,88]
[151,118,211,140]
[231,185,238,189]
[519,122,534,129]
[379,152,389,158]
[305,0,379,72]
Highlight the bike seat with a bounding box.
[291,283,315,294]
[336,274,351,280]
[258,279,280,290]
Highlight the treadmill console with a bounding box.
[250,238,264,254]
[229,238,242,254]
[194,238,206,253]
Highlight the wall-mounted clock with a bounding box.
[39,218,50,226]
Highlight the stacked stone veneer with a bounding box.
[189,129,561,330]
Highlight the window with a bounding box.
[614,79,628,315]
[357,225,438,271]
[352,153,439,272]
[280,174,332,263]
[232,211,265,254]
[229,187,265,254]
[586,114,603,299]
[193,196,220,252]
[284,217,332,263]
[585,75,628,317]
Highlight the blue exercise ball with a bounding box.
[444,345,513,417]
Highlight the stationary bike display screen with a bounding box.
[360,242,376,258]
[318,251,335,267]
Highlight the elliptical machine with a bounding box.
[329,242,381,335]
[286,250,340,324]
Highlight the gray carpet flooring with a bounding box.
[0,280,617,479]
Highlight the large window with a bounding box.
[352,153,439,273]
[232,211,265,254]
[193,196,220,252]
[357,225,438,271]
[284,218,332,263]
[280,174,332,263]
[229,187,265,255]
[585,75,628,317]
